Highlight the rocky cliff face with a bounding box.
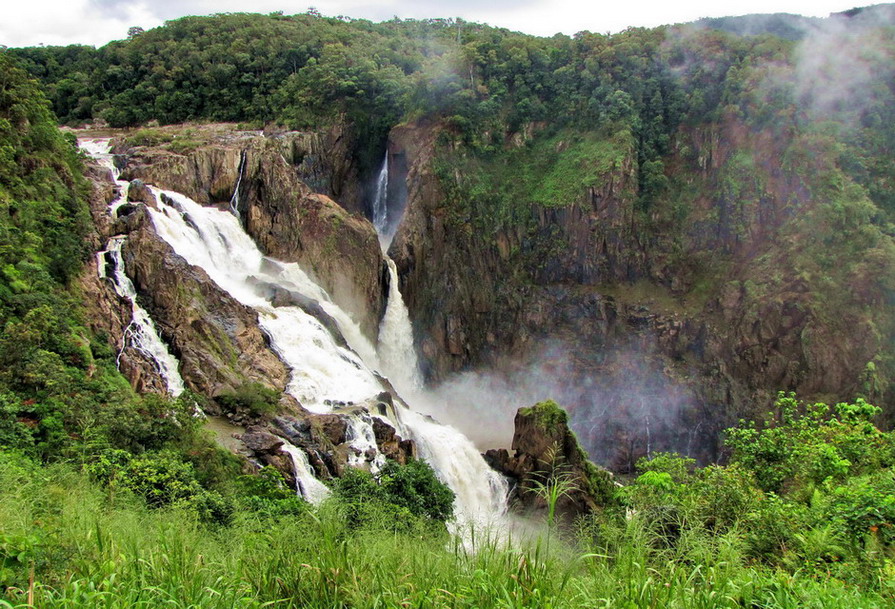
[123,213,291,396]
[78,132,413,488]
[116,126,387,341]
[389,117,891,468]
[485,400,616,520]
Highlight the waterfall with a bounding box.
[372,150,389,235]
[280,442,332,504]
[79,138,130,216]
[81,139,185,397]
[97,236,185,397]
[229,150,247,218]
[82,140,508,532]
[377,259,422,395]
[146,187,507,528]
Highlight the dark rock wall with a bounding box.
[389,118,889,467]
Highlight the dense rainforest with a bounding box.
[1,4,895,607]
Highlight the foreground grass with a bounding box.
[1,458,890,609]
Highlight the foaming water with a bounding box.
[377,259,423,395]
[143,186,508,528]
[83,138,185,396]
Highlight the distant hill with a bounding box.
[691,3,895,40]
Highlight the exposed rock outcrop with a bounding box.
[389,116,890,468]
[115,128,388,341]
[121,214,290,397]
[485,400,616,520]
[78,164,169,395]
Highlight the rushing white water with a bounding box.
[229,150,246,218]
[98,237,186,396]
[372,151,389,235]
[392,408,509,528]
[345,410,387,470]
[82,140,508,531]
[377,259,423,395]
[79,138,130,215]
[281,442,332,504]
[147,188,507,527]
[149,190,383,411]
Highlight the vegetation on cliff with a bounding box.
[2,7,895,606]
[8,17,895,426]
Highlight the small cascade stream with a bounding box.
[230,150,247,218]
[281,443,332,505]
[82,139,508,530]
[82,139,185,397]
[372,151,389,235]
[98,237,186,396]
[365,155,510,528]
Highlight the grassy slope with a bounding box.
[1,451,890,609]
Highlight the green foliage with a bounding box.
[333,458,454,528]
[86,448,233,524]
[614,394,895,588]
[216,382,280,418]
[635,451,696,483]
[519,399,568,431]
[0,448,891,609]
[233,466,308,517]
[125,128,174,147]
[725,392,892,494]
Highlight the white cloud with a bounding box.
[1,0,870,48]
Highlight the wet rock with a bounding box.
[372,417,415,464]
[241,428,284,454]
[112,203,147,234]
[116,129,388,342]
[316,414,348,445]
[121,220,289,397]
[485,400,615,521]
[127,179,156,207]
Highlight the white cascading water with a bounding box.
[280,443,332,505]
[229,150,247,218]
[377,259,423,395]
[81,139,185,397]
[82,140,508,530]
[367,154,507,529]
[372,150,389,235]
[98,237,186,397]
[151,189,507,526]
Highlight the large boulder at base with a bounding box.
[485,400,616,520]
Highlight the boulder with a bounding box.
[485,400,616,521]
[127,179,156,207]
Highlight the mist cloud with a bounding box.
[412,339,713,472]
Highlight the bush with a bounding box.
[333,459,455,529]
[690,464,763,531]
[216,382,280,418]
[825,472,895,550]
[233,466,307,517]
[378,459,455,522]
[87,449,233,524]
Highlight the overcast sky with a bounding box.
[1,0,874,48]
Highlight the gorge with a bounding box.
[2,7,895,605]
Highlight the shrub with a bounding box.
[333,459,455,528]
[86,449,233,524]
[825,472,895,550]
[216,382,280,418]
[378,459,455,522]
